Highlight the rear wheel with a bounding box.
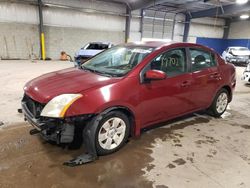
[95,111,130,155]
[208,88,229,118]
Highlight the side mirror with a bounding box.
[145,70,166,81]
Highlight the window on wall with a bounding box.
[150,48,187,77]
[189,48,217,72]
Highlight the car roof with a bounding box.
[89,42,112,45]
[124,41,174,48]
[123,41,213,51]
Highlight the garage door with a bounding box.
[142,10,176,40]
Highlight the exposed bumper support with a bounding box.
[22,101,46,131]
[22,99,98,167]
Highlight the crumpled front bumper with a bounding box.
[22,99,93,144]
[22,100,62,142]
[22,101,75,144]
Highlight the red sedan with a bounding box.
[22,41,236,166]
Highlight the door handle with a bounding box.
[180,81,191,87]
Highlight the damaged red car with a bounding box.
[21,41,236,166]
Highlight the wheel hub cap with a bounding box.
[216,92,228,114]
[98,117,126,150]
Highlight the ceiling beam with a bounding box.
[130,0,169,10]
[190,2,250,18]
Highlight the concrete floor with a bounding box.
[0,60,250,188]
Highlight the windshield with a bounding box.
[231,47,249,51]
[81,46,153,77]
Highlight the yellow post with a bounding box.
[41,32,46,60]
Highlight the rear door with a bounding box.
[139,48,194,127]
[189,48,222,109]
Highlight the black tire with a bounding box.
[95,111,130,156]
[208,88,229,118]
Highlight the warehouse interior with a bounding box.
[1,0,250,60]
[1,0,250,187]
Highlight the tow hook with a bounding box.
[29,129,40,135]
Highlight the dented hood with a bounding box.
[24,68,120,103]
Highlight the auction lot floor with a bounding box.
[0,60,250,188]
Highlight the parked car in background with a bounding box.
[242,63,250,83]
[74,42,113,67]
[22,41,236,166]
[222,46,250,66]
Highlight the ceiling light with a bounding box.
[240,14,250,19]
[236,0,248,4]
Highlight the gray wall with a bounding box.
[0,1,126,60]
[228,20,250,39]
[188,17,225,43]
[44,26,124,60]
[0,23,39,60]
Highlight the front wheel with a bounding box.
[208,88,229,118]
[95,111,130,156]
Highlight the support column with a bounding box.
[125,6,131,43]
[171,13,177,40]
[183,14,191,42]
[140,9,144,40]
[223,18,231,39]
[38,0,46,60]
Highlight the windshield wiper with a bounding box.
[93,69,114,77]
[81,66,113,77]
[81,65,92,71]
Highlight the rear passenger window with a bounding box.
[150,48,187,77]
[190,48,217,72]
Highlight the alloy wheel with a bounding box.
[98,117,126,150]
[216,92,228,114]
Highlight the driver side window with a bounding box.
[150,48,187,77]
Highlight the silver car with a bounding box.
[74,42,113,67]
[242,63,250,83]
[222,46,250,66]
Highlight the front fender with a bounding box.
[64,78,140,118]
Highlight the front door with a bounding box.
[139,48,194,127]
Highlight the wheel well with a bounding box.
[105,107,136,137]
[222,85,232,102]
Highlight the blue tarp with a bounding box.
[196,37,250,55]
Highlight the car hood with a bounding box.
[231,50,250,56]
[24,68,120,103]
[76,49,103,57]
